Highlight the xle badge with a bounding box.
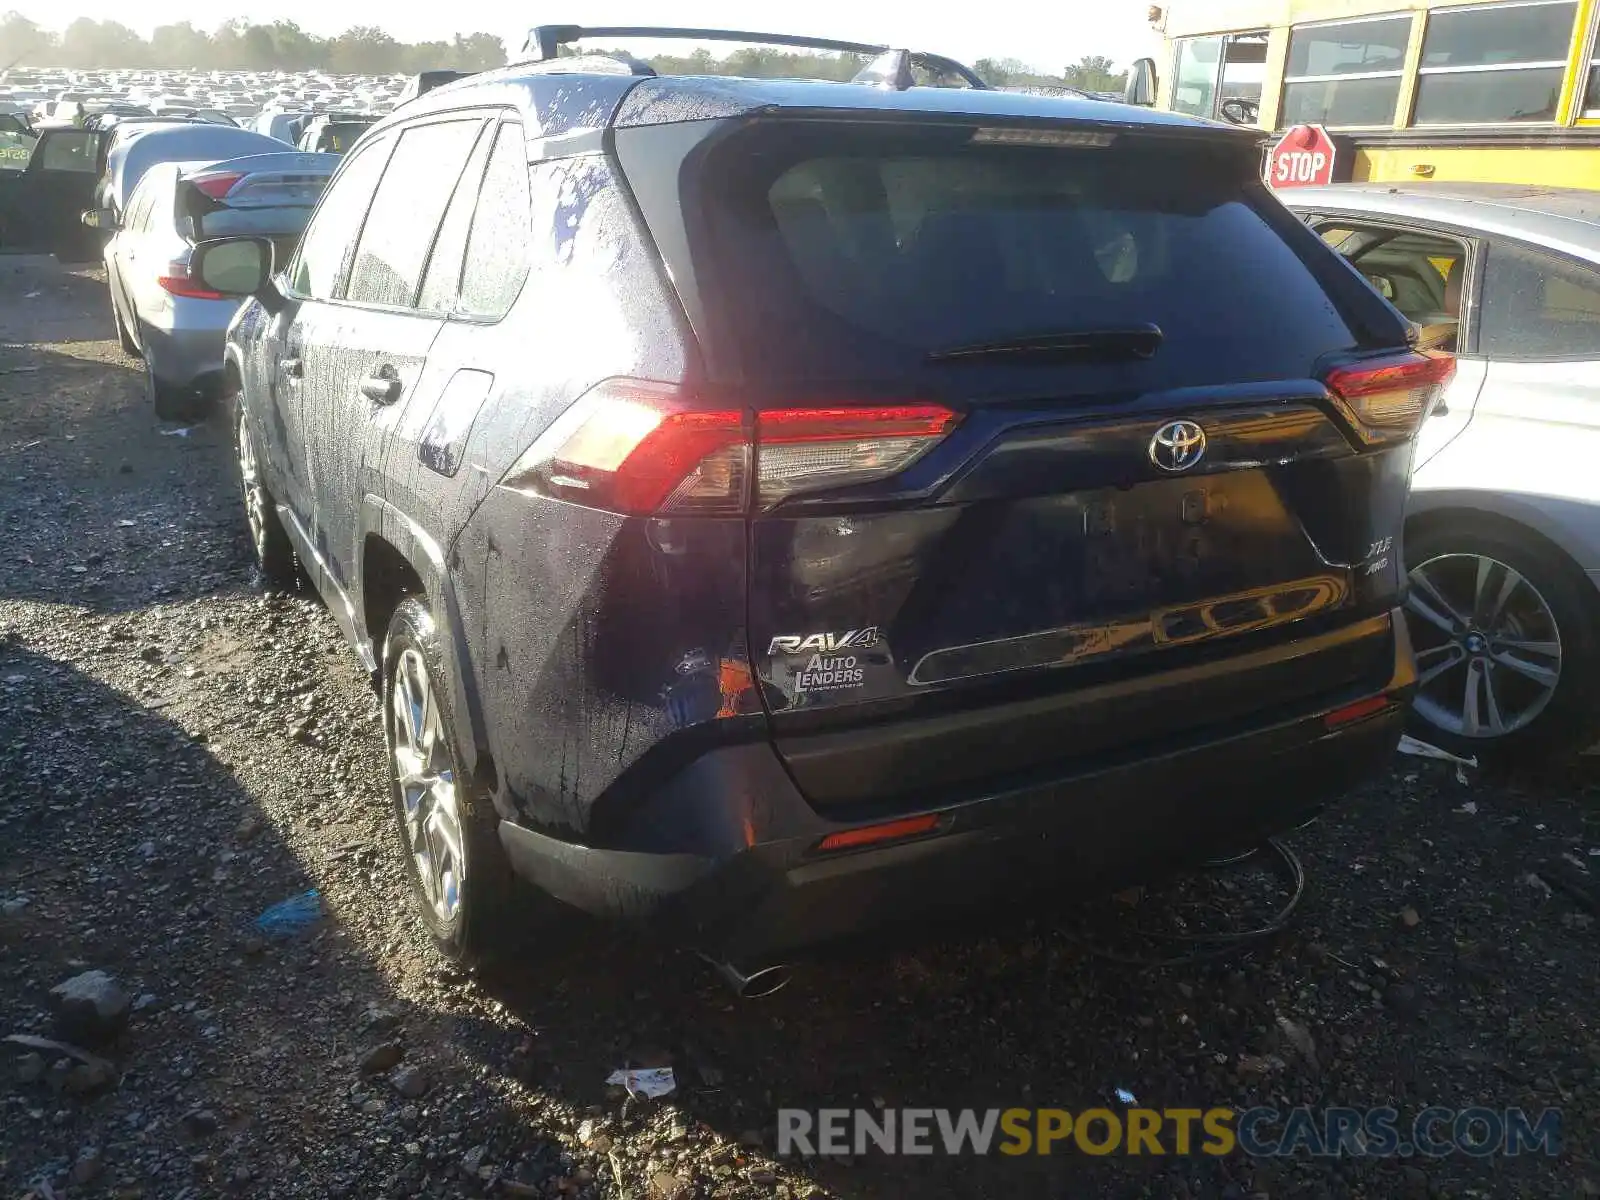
[768,627,882,656]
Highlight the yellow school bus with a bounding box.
[1135,0,1600,185]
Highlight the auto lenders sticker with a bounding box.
[768,627,881,695]
[795,652,866,693]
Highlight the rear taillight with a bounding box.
[1324,350,1455,446]
[755,406,961,505]
[503,379,960,515]
[156,260,225,301]
[192,172,243,199]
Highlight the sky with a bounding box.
[11,0,1159,71]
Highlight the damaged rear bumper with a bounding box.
[499,609,1415,961]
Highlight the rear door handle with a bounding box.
[361,367,401,406]
[281,356,303,379]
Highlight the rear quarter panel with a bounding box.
[430,152,718,836]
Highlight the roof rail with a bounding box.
[516,25,988,90]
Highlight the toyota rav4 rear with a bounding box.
[464,86,1432,966]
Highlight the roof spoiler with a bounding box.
[516,25,989,90]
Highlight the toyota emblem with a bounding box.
[1148,420,1206,473]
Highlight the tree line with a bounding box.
[0,13,1124,92]
[975,55,1126,93]
[0,14,506,74]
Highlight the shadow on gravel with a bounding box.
[455,890,1287,1198]
[0,255,116,346]
[451,755,1596,1200]
[0,640,412,1197]
[1,341,240,614]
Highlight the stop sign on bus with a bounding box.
[1267,124,1338,189]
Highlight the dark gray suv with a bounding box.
[193,30,1433,980]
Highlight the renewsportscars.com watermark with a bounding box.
[777,1107,1562,1159]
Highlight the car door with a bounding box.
[300,115,489,609]
[1311,216,1487,470]
[116,168,174,330]
[1424,238,1600,508]
[386,117,522,528]
[267,131,396,550]
[24,127,106,261]
[106,180,151,336]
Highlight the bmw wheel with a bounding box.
[384,598,516,964]
[1403,522,1600,763]
[235,406,299,588]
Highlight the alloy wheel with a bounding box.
[1405,552,1563,739]
[237,414,269,561]
[390,647,465,922]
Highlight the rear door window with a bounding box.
[697,123,1365,387]
[39,130,100,172]
[345,119,482,309]
[416,125,495,314]
[457,122,533,320]
[123,184,154,235]
[1479,240,1600,359]
[288,136,390,300]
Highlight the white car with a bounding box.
[1289,183,1600,763]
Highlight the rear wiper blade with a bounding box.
[925,323,1163,364]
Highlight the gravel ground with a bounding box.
[1,254,1597,1200]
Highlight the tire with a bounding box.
[110,290,139,357]
[234,405,300,589]
[383,597,518,965]
[1402,520,1600,764]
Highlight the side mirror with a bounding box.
[1125,57,1158,107]
[191,237,281,312]
[80,208,118,231]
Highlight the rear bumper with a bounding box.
[500,609,1415,961]
[141,300,233,392]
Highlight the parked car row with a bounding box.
[0,65,404,132]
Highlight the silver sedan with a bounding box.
[1286,183,1600,763]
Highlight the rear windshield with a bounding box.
[314,124,370,152]
[695,123,1365,388]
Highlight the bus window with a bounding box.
[1218,32,1268,125]
[1281,15,1410,128]
[1173,36,1222,117]
[1173,31,1267,123]
[1414,0,1575,125]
